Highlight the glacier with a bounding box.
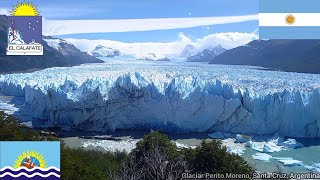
[0,61,320,137]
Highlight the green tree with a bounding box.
[0,111,55,141]
[113,131,188,180]
[184,140,254,174]
[134,130,179,158]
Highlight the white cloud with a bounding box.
[0,9,10,16]
[178,32,192,44]
[193,32,258,49]
[43,14,258,36]
[65,32,257,58]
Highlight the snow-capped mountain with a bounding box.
[134,53,170,61]
[209,40,320,73]
[91,45,122,58]
[66,38,177,61]
[43,36,103,65]
[187,45,226,62]
[8,27,25,44]
[180,44,198,58]
[1,61,319,137]
[64,32,256,61]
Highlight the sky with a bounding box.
[0,0,259,43]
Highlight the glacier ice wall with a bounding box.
[0,62,320,137]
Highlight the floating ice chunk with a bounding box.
[227,146,244,155]
[263,142,282,153]
[245,140,253,147]
[274,157,303,166]
[236,134,251,143]
[175,142,190,149]
[305,163,320,173]
[0,102,19,115]
[252,153,272,162]
[280,160,303,167]
[273,157,293,160]
[82,139,138,153]
[222,138,245,155]
[279,138,304,149]
[251,142,265,152]
[252,141,283,153]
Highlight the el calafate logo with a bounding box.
[6,2,43,56]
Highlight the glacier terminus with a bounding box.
[0,61,319,138]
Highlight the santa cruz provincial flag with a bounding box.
[259,0,320,39]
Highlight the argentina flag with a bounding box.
[259,0,320,39]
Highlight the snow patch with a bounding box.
[44,39,61,50]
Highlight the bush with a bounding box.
[61,146,127,180]
[184,140,254,174]
[0,111,55,141]
[112,131,188,180]
[115,131,254,180]
[134,130,179,157]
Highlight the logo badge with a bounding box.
[0,142,60,179]
[285,14,295,25]
[6,2,43,56]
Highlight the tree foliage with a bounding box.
[184,140,254,175]
[112,131,188,180]
[114,131,254,180]
[134,130,179,157]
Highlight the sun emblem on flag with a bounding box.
[10,2,40,16]
[285,14,295,25]
[14,150,47,169]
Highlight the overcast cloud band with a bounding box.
[42,15,258,36]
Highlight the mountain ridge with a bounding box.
[209,40,320,74]
[187,45,226,62]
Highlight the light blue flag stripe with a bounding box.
[260,0,320,13]
[260,26,320,39]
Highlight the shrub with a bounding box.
[112,131,188,180]
[184,140,254,174]
[134,130,179,157]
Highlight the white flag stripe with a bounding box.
[259,13,320,26]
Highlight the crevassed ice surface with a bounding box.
[0,61,320,137]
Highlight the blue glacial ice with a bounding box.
[0,61,320,137]
[252,153,272,162]
[274,157,304,167]
[305,163,320,173]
